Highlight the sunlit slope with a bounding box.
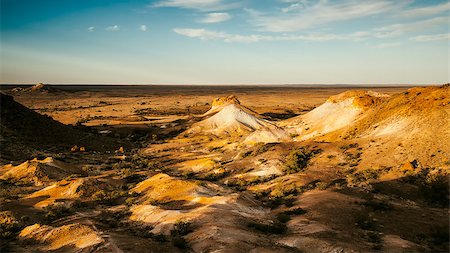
[182,95,288,143]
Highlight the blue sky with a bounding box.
[0,0,449,84]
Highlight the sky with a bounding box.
[0,0,449,85]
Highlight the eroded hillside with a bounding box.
[1,85,448,253]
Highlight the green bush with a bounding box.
[44,205,73,223]
[283,147,314,174]
[0,212,21,240]
[240,150,253,159]
[171,220,192,236]
[253,143,276,156]
[92,189,124,205]
[168,220,192,249]
[420,172,449,207]
[97,210,131,229]
[81,165,100,176]
[346,169,380,187]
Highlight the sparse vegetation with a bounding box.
[418,171,449,207]
[253,143,276,156]
[194,169,229,182]
[96,209,131,229]
[0,212,21,240]
[81,165,100,176]
[91,189,126,205]
[346,168,380,187]
[340,143,359,150]
[283,147,315,174]
[2,85,449,252]
[44,205,74,223]
[170,220,192,249]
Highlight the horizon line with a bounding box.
[1,83,446,87]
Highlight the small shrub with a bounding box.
[340,143,359,150]
[420,172,449,206]
[125,197,138,206]
[92,189,124,205]
[253,143,276,156]
[207,146,222,152]
[283,147,314,174]
[64,174,81,180]
[119,168,134,178]
[0,212,21,240]
[240,150,253,159]
[196,170,229,182]
[346,169,380,187]
[44,205,73,223]
[182,171,196,179]
[225,178,248,191]
[97,210,130,229]
[81,165,100,176]
[314,181,329,190]
[171,220,192,236]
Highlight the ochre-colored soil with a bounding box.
[0,84,448,253]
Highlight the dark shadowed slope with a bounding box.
[0,93,128,162]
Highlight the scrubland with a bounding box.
[0,84,448,252]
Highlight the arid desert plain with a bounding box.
[0,84,449,252]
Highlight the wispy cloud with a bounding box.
[87,26,95,32]
[249,0,406,32]
[401,2,450,17]
[374,16,448,38]
[174,28,269,42]
[280,0,311,13]
[173,28,371,43]
[373,42,403,49]
[106,25,120,32]
[139,25,147,32]
[152,0,239,11]
[198,12,231,23]
[410,33,450,42]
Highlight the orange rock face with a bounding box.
[211,95,240,107]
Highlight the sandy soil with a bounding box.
[0,84,448,253]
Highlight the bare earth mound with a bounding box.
[184,96,288,143]
[281,90,389,140]
[19,223,104,252]
[0,157,80,186]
